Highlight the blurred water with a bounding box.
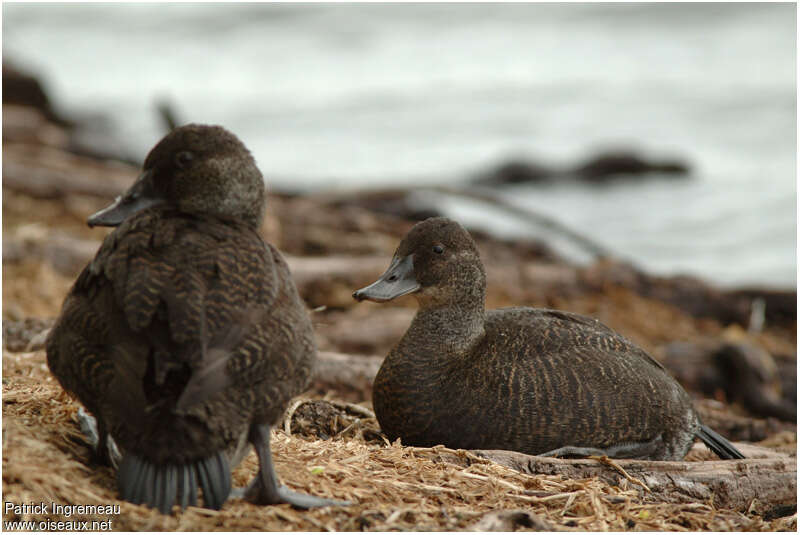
[3,3,796,287]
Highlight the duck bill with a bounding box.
[88,170,163,227]
[353,254,420,302]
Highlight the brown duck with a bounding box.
[47,124,345,513]
[353,217,743,461]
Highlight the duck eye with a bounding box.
[175,151,194,169]
[432,245,444,255]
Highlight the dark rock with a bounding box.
[714,342,796,421]
[572,151,690,181]
[2,61,71,127]
[471,150,690,187]
[664,340,796,422]
[333,190,442,222]
[473,159,554,186]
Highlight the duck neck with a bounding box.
[399,298,486,361]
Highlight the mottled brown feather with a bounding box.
[46,125,315,472]
[47,208,314,465]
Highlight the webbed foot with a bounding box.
[232,424,350,509]
[77,407,121,468]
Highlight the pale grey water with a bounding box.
[3,3,796,288]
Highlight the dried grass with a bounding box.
[3,350,794,532]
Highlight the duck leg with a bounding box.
[77,407,122,469]
[231,424,349,508]
[540,434,663,459]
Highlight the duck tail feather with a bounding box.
[118,452,229,513]
[196,452,231,510]
[177,461,198,509]
[696,424,745,460]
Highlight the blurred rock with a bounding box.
[472,150,690,186]
[573,151,689,181]
[3,58,142,165]
[2,61,70,126]
[662,333,795,422]
[3,318,55,352]
[329,189,442,222]
[472,159,553,186]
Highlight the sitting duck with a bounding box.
[353,217,743,461]
[46,124,346,513]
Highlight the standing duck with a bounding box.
[47,124,345,513]
[353,217,744,461]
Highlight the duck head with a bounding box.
[88,124,266,228]
[353,217,487,308]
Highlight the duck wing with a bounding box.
[84,211,283,412]
[517,307,666,371]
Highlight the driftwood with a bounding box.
[4,153,794,330]
[3,229,101,277]
[314,308,414,356]
[428,185,614,259]
[314,186,796,329]
[286,255,391,308]
[2,105,70,148]
[273,397,797,515]
[277,397,797,516]
[317,185,614,260]
[3,160,126,200]
[312,351,382,400]
[418,445,795,513]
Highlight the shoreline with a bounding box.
[2,75,796,530]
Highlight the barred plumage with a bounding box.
[46,124,343,513]
[355,217,744,462]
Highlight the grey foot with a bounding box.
[540,435,663,459]
[77,407,100,448]
[540,445,609,458]
[77,407,121,469]
[230,481,348,509]
[234,424,350,509]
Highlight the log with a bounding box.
[286,255,390,308]
[3,230,100,277]
[318,185,614,260]
[311,351,383,400]
[453,446,796,513]
[2,159,128,200]
[314,308,413,356]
